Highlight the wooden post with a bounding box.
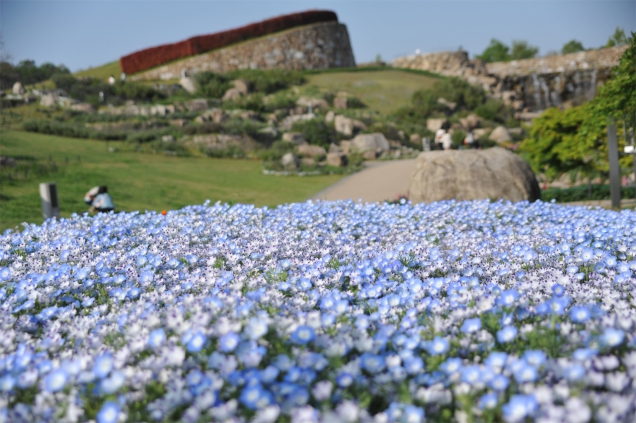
[608,120,621,209]
[40,183,60,220]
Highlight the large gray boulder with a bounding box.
[409,147,540,203]
[13,82,25,95]
[351,133,390,153]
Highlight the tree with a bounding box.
[477,39,510,63]
[510,40,539,60]
[561,40,585,55]
[606,27,628,47]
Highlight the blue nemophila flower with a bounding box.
[97,401,119,423]
[497,290,519,307]
[186,331,207,352]
[0,267,10,281]
[402,405,425,423]
[440,358,463,374]
[602,328,625,347]
[485,352,508,369]
[523,350,547,367]
[513,364,538,383]
[497,326,518,343]
[570,305,591,323]
[502,394,538,422]
[489,374,510,391]
[291,325,315,345]
[461,318,482,334]
[425,336,449,355]
[479,392,499,409]
[360,353,386,374]
[99,370,126,395]
[336,372,354,388]
[93,354,114,378]
[551,283,565,296]
[240,384,272,410]
[44,368,68,392]
[219,332,240,352]
[0,375,15,392]
[147,328,166,348]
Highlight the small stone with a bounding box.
[326,152,348,167]
[162,135,176,143]
[281,152,299,170]
[222,88,243,101]
[489,126,512,143]
[282,132,307,145]
[12,82,25,95]
[297,144,326,158]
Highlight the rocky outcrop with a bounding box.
[409,147,540,203]
[132,22,356,81]
[392,46,628,113]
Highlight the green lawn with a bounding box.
[0,131,345,232]
[304,70,438,114]
[74,61,123,81]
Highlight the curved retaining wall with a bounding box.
[131,22,356,81]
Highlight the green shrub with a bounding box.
[226,69,305,94]
[291,119,336,148]
[51,75,164,106]
[541,184,636,202]
[222,94,265,112]
[195,72,232,98]
[202,145,246,159]
[223,117,264,139]
[451,130,466,149]
[259,140,295,162]
[346,97,366,109]
[23,120,127,141]
[474,99,512,123]
[263,93,298,112]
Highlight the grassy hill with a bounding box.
[0,130,345,232]
[74,60,122,80]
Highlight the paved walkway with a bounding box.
[311,159,417,202]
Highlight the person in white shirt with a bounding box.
[90,186,115,213]
[435,129,446,150]
[464,131,475,149]
[441,133,453,150]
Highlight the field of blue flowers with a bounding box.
[1,199,635,423]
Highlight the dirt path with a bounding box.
[311,159,417,202]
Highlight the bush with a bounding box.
[222,94,265,112]
[195,72,231,98]
[541,184,636,202]
[226,69,305,94]
[259,140,295,161]
[451,130,466,149]
[291,119,336,148]
[23,120,127,141]
[474,99,511,123]
[202,145,247,159]
[52,75,165,106]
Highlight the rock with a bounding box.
[222,88,243,101]
[409,147,540,203]
[232,79,250,95]
[162,135,176,143]
[328,143,342,153]
[151,105,167,116]
[281,152,299,170]
[301,157,316,167]
[426,118,449,132]
[239,110,261,121]
[70,103,95,113]
[40,94,57,107]
[282,132,307,145]
[489,126,512,143]
[340,140,352,154]
[351,133,390,153]
[180,77,196,94]
[409,133,421,145]
[459,114,482,130]
[279,113,315,131]
[326,152,348,167]
[258,127,278,140]
[0,156,16,168]
[473,128,490,139]
[333,97,348,109]
[296,97,329,110]
[334,115,354,136]
[170,119,189,127]
[12,82,25,95]
[209,109,229,123]
[185,99,208,111]
[325,111,335,123]
[508,128,524,137]
[363,150,377,160]
[297,144,327,158]
[437,97,457,111]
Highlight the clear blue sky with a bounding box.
[2,1,634,72]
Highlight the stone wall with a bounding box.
[131,22,355,81]
[391,45,628,113]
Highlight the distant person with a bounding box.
[90,186,115,213]
[441,133,453,150]
[435,128,446,150]
[108,75,116,85]
[84,186,100,206]
[464,131,475,149]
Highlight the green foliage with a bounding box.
[258,140,295,161]
[477,39,510,63]
[51,74,164,106]
[520,33,635,182]
[541,184,636,202]
[477,39,538,62]
[221,94,265,112]
[451,130,466,148]
[201,145,246,159]
[0,59,70,90]
[23,120,127,141]
[510,40,539,60]
[606,27,629,47]
[561,40,585,55]
[194,72,231,98]
[474,99,512,123]
[291,119,336,148]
